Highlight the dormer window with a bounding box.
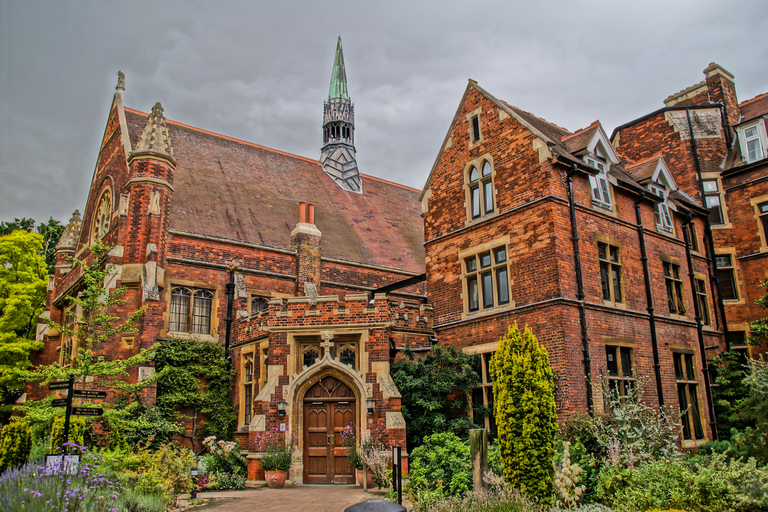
[739,122,766,163]
[585,156,612,209]
[650,183,673,232]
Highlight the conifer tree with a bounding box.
[490,323,557,505]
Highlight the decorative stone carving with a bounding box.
[665,110,721,140]
[386,411,406,429]
[304,282,318,305]
[234,272,247,299]
[372,362,402,400]
[116,70,125,91]
[138,366,155,382]
[128,102,176,166]
[56,210,82,252]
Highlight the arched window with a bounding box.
[468,161,494,220]
[303,344,320,368]
[169,286,214,335]
[91,189,113,242]
[251,296,269,316]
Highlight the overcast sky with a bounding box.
[1,0,767,225]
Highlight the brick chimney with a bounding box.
[704,63,739,129]
[291,202,322,295]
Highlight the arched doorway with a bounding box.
[303,376,356,484]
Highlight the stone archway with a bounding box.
[302,375,356,484]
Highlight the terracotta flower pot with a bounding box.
[265,469,288,488]
[356,468,376,488]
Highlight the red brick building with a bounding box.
[613,63,768,360]
[31,39,432,485]
[30,47,766,478]
[420,79,722,446]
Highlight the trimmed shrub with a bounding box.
[49,416,86,453]
[0,420,32,472]
[490,324,557,505]
[597,453,768,512]
[407,432,472,509]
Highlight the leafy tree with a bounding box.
[490,324,557,505]
[0,217,64,274]
[712,350,754,440]
[154,337,236,453]
[19,241,150,439]
[0,218,36,236]
[391,346,480,451]
[749,280,768,346]
[734,356,768,463]
[36,218,64,275]
[0,231,47,422]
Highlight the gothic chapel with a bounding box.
[32,38,433,485]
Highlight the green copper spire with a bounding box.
[328,37,349,100]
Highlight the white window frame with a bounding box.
[649,184,674,232]
[702,178,726,226]
[739,120,767,164]
[585,157,612,209]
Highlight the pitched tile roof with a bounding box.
[562,121,601,155]
[738,92,768,124]
[125,108,425,273]
[624,155,662,183]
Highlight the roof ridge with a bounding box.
[561,120,600,141]
[740,91,768,106]
[506,103,572,133]
[124,107,320,165]
[625,152,663,168]
[361,172,420,192]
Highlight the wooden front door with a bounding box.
[303,376,356,484]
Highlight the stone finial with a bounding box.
[56,210,83,252]
[128,102,176,166]
[116,71,125,91]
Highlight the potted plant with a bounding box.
[254,429,294,488]
[342,421,389,489]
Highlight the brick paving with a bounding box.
[184,485,397,512]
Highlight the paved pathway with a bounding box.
[182,485,399,512]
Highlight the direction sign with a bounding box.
[73,390,107,399]
[51,398,68,407]
[48,381,71,390]
[72,407,103,417]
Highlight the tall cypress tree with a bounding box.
[490,323,557,505]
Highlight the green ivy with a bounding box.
[490,324,557,506]
[391,346,480,451]
[154,338,236,452]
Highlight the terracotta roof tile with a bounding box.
[624,154,662,183]
[562,121,600,154]
[125,109,425,273]
[739,92,768,124]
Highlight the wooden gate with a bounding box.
[303,376,356,484]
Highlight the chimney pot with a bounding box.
[308,203,315,225]
[299,202,307,223]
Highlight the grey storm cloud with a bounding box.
[1,0,767,223]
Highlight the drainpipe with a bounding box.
[685,108,730,350]
[683,213,718,440]
[567,163,593,414]
[224,264,237,368]
[633,194,664,408]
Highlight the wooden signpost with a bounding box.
[48,373,106,453]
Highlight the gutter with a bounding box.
[633,193,664,408]
[567,163,593,414]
